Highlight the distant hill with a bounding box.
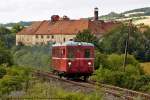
[123,7,150,16]
[99,7,150,20]
[3,21,32,27]
[100,12,125,20]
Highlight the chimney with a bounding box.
[94,7,99,21]
[51,15,60,22]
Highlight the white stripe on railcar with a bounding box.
[52,57,94,60]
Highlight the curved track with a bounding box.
[33,70,150,100]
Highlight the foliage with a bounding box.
[1,34,16,48]
[94,51,108,69]
[0,66,32,96]
[0,26,11,36]
[92,53,150,91]
[99,24,150,62]
[75,29,99,48]
[0,25,16,48]
[22,82,103,100]
[0,75,23,95]
[0,67,6,79]
[141,62,150,74]
[0,48,13,66]
[12,45,51,71]
[11,23,24,34]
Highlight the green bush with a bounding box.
[0,66,32,96]
[92,53,149,91]
[0,48,13,66]
[0,75,23,95]
[12,45,51,71]
[0,67,6,78]
[94,51,108,69]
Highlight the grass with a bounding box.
[141,62,150,74]
[19,81,104,100]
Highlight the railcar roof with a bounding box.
[52,41,94,47]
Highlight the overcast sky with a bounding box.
[0,0,149,23]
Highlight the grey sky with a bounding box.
[0,0,149,23]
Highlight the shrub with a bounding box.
[0,67,6,79]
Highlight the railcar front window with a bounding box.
[84,49,90,58]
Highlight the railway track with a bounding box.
[33,70,150,100]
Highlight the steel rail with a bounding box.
[33,71,137,100]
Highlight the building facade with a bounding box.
[16,8,120,46]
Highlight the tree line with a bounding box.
[75,23,150,92]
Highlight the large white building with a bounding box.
[16,8,119,46]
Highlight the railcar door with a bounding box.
[76,46,83,72]
[67,46,79,73]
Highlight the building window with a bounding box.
[41,42,44,45]
[63,38,66,42]
[41,35,43,39]
[36,35,38,38]
[51,35,54,39]
[36,42,39,45]
[47,35,50,38]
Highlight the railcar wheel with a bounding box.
[59,75,62,78]
[83,76,89,81]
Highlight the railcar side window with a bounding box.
[62,49,65,56]
[68,49,74,58]
[84,49,90,58]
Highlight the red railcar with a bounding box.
[52,41,94,80]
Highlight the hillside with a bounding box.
[0,21,32,28]
[100,7,150,20]
[123,7,150,16]
[100,12,125,20]
[4,21,32,27]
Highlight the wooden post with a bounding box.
[123,19,132,72]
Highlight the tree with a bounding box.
[0,48,13,66]
[0,39,5,48]
[0,26,11,36]
[0,26,15,48]
[11,23,24,34]
[75,29,99,48]
[99,24,150,61]
[142,27,150,61]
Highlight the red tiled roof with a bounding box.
[17,21,43,35]
[36,20,89,35]
[17,20,119,35]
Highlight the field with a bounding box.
[141,62,150,74]
[134,16,150,26]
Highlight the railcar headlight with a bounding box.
[68,62,72,66]
[78,43,82,46]
[88,62,92,66]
